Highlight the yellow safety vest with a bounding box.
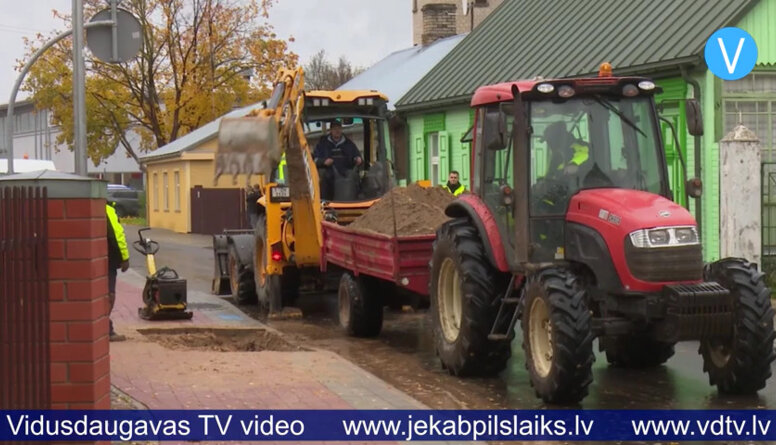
[277,156,287,182]
[444,184,465,196]
[106,204,129,261]
[557,143,589,170]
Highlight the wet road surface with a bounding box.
[124,225,776,411]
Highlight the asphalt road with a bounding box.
[122,224,776,411]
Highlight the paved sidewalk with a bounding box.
[109,269,472,444]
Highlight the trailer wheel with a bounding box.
[229,245,256,304]
[603,336,675,368]
[339,272,383,337]
[521,268,594,403]
[700,258,776,394]
[429,218,511,377]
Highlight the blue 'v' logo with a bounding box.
[705,27,758,80]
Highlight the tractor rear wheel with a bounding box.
[603,336,675,368]
[700,258,776,394]
[229,244,256,304]
[339,272,383,337]
[429,218,511,377]
[521,268,594,403]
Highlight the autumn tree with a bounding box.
[303,50,362,90]
[22,0,297,166]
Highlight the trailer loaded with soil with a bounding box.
[321,184,453,337]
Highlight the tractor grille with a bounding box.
[624,238,703,282]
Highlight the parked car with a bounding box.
[107,184,141,217]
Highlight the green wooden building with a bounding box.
[395,0,776,262]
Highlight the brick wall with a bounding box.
[48,197,111,409]
[412,0,505,46]
[421,3,457,46]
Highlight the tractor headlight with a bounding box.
[648,229,669,245]
[674,227,698,244]
[629,226,699,248]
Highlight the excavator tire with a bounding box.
[429,218,511,377]
[700,258,775,394]
[253,214,299,314]
[229,244,256,304]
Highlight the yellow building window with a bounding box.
[153,173,159,211]
[174,171,181,211]
[163,172,169,211]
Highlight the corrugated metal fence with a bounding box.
[0,186,50,410]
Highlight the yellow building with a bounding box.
[139,103,263,234]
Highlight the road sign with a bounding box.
[704,27,758,81]
[86,7,142,63]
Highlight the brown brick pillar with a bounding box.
[2,172,111,410]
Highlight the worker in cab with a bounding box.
[533,121,591,215]
[443,171,466,196]
[545,121,589,177]
[106,203,130,342]
[313,120,362,201]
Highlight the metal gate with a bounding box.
[190,186,249,235]
[0,186,50,410]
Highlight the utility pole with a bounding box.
[73,0,87,176]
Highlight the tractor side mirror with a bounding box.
[686,98,703,136]
[484,109,507,150]
[686,177,703,198]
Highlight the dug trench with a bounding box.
[139,327,307,352]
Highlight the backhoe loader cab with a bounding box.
[430,65,775,404]
[301,91,394,201]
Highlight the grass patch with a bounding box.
[120,216,147,226]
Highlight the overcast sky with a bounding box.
[0,0,413,102]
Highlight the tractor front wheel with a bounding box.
[429,218,511,377]
[700,258,776,394]
[521,268,594,403]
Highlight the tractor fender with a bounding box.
[444,194,510,272]
[227,233,255,268]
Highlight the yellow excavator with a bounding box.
[211,67,395,316]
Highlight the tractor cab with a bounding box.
[471,64,701,268]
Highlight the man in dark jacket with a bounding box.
[313,120,362,200]
[245,185,261,228]
[107,203,130,342]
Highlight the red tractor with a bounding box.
[430,64,776,403]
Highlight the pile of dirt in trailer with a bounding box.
[349,184,454,236]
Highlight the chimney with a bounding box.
[421,2,457,46]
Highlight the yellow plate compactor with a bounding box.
[133,228,193,320]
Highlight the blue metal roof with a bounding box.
[338,34,466,110]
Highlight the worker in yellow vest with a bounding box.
[443,170,466,196]
[545,121,589,175]
[106,203,129,342]
[277,155,287,183]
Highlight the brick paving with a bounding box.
[108,269,466,444]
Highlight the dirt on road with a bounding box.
[348,184,454,236]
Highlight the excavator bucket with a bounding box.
[214,115,281,185]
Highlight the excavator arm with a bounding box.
[214,67,322,264]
